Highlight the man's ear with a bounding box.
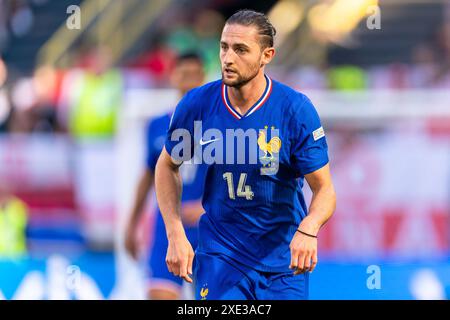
[262,47,275,66]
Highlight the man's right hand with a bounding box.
[166,231,195,283]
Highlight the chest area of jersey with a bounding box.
[192,114,289,176]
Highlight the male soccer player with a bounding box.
[155,10,336,300]
[125,53,206,299]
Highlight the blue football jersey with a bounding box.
[165,75,329,272]
[147,113,206,202]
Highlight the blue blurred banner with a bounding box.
[0,251,115,300]
[310,259,450,300]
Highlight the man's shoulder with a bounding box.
[271,78,312,115]
[272,78,310,105]
[185,79,222,100]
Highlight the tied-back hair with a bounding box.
[226,9,276,48]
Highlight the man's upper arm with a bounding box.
[158,147,183,170]
[304,163,333,193]
[290,97,329,177]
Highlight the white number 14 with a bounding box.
[223,172,254,200]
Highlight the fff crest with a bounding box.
[258,126,281,176]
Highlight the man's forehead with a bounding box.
[221,24,259,45]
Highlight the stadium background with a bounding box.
[0,0,450,299]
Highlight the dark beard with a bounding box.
[222,64,260,88]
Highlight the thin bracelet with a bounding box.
[296,229,318,239]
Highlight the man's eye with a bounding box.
[236,48,245,53]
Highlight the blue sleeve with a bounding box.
[145,120,161,171]
[290,97,329,177]
[165,91,200,163]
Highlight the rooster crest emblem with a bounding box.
[258,126,281,175]
[200,285,208,300]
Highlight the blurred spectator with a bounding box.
[285,66,328,90]
[128,36,177,87]
[407,43,438,89]
[0,57,6,87]
[0,59,61,133]
[0,0,9,51]
[166,9,224,80]
[0,181,28,258]
[327,65,367,90]
[60,45,123,140]
[430,21,450,88]
[7,0,34,38]
[435,21,450,62]
[8,77,36,133]
[368,63,411,89]
[0,57,10,132]
[31,65,62,133]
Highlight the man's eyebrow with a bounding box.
[220,41,251,49]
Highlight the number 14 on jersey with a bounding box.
[223,172,254,200]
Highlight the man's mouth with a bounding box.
[224,68,237,74]
[224,69,238,79]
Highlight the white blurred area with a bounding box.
[410,269,446,300]
[1,0,450,299]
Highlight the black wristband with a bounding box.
[296,229,318,239]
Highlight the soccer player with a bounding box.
[125,52,207,299]
[155,10,336,300]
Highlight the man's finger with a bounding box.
[289,248,299,269]
[294,266,306,275]
[182,274,193,283]
[179,258,188,279]
[293,251,307,275]
[310,252,318,273]
[179,260,193,283]
[173,263,180,276]
[297,251,306,271]
[304,251,312,272]
[166,254,174,273]
[172,259,181,276]
[188,252,194,275]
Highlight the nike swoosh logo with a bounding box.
[199,138,220,146]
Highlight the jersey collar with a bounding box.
[222,74,272,120]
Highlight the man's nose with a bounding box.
[222,49,235,66]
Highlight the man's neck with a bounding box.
[227,71,267,115]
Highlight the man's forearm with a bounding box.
[301,184,336,235]
[129,170,153,224]
[155,149,185,239]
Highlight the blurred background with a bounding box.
[0,0,450,300]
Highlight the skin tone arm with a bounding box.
[289,163,336,275]
[125,169,154,259]
[125,165,204,260]
[155,147,194,283]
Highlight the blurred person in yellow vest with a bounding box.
[327,65,367,90]
[68,45,123,139]
[0,182,28,257]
